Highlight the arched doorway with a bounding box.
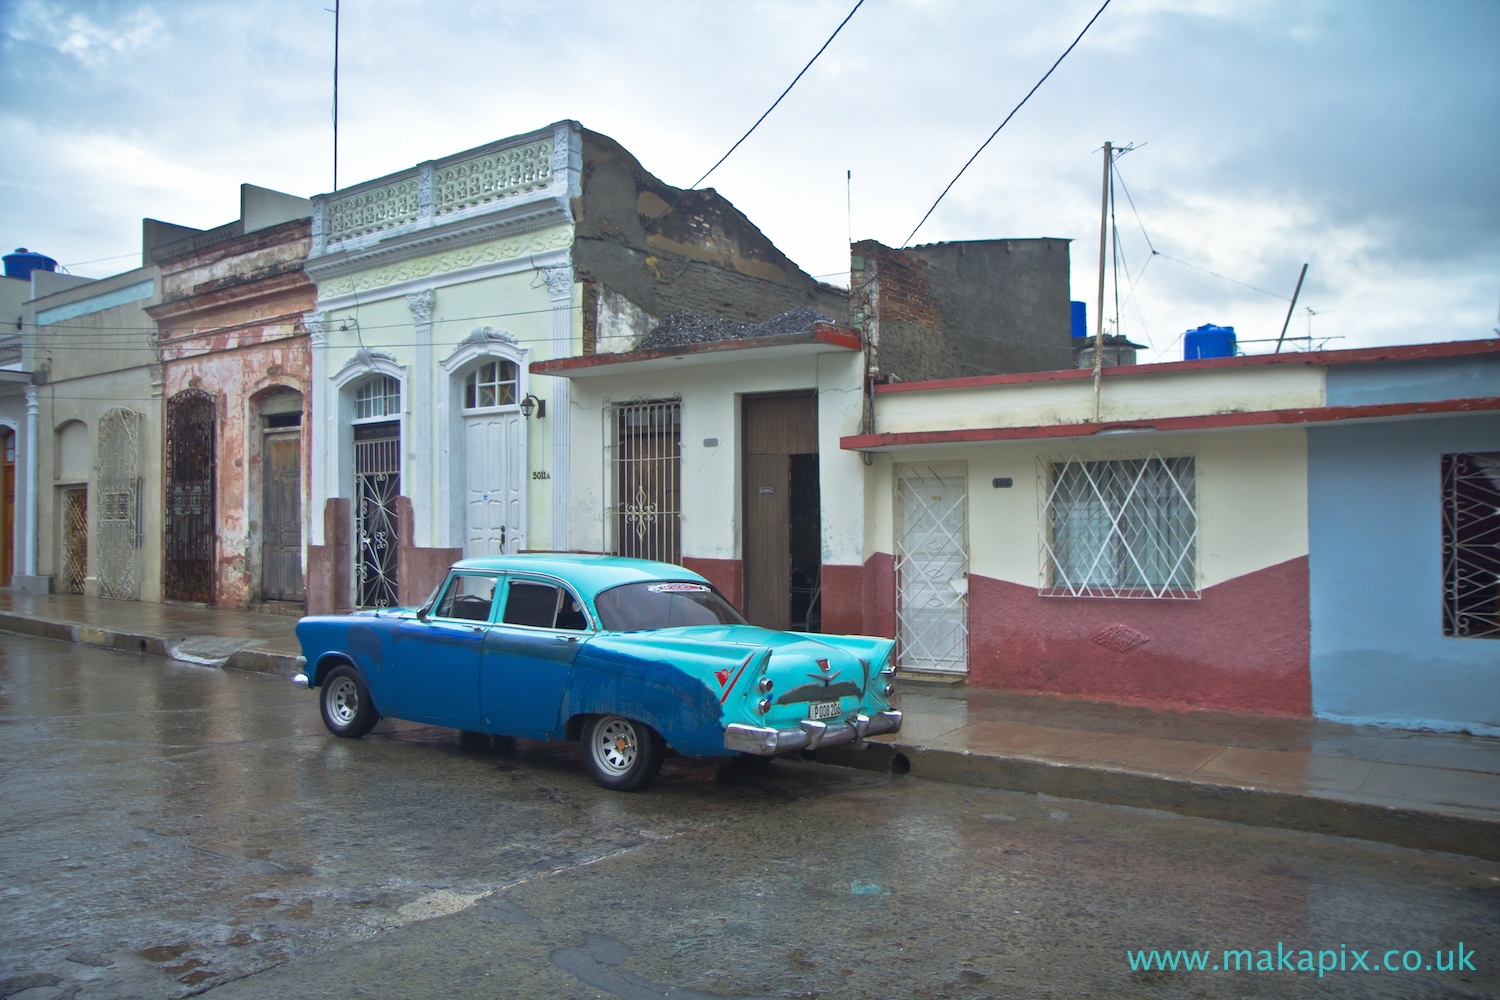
[352,375,400,608]
[165,389,215,602]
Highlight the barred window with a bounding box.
[354,375,401,421]
[1442,452,1500,639]
[464,360,518,410]
[606,399,681,564]
[1042,454,1197,598]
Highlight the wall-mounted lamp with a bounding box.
[520,393,546,419]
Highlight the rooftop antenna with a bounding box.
[330,0,340,191]
[1274,262,1308,353]
[846,169,852,248]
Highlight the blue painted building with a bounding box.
[1309,352,1500,735]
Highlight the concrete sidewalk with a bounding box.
[3,591,1497,860]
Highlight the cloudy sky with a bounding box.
[2,0,1496,360]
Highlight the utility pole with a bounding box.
[1093,141,1111,423]
[332,0,340,191]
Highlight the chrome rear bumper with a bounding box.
[724,710,902,756]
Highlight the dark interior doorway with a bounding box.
[742,392,821,631]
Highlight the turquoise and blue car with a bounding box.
[293,555,902,791]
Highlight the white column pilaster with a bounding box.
[542,267,573,552]
[23,385,37,578]
[406,289,434,548]
[306,312,329,546]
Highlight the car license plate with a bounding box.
[807,700,842,721]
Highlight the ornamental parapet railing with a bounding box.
[314,124,572,253]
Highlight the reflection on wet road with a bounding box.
[1,634,1496,999]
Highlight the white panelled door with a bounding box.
[463,412,524,557]
[895,462,969,674]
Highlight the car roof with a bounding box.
[447,553,707,598]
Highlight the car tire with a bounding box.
[320,664,379,739]
[581,714,665,792]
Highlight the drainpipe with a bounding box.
[24,384,37,577]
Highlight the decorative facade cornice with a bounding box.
[441,326,525,373]
[332,347,403,387]
[313,227,573,300]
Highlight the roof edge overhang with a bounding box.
[841,396,1500,451]
[874,338,1500,395]
[531,323,861,378]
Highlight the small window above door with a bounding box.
[464,360,519,411]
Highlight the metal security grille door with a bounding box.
[895,463,969,674]
[355,422,400,607]
[97,408,141,600]
[1443,452,1500,639]
[62,487,87,594]
[165,390,216,603]
[607,399,680,563]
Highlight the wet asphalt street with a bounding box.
[1,634,1497,1000]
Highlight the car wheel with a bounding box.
[320,664,379,738]
[582,714,665,792]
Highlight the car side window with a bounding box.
[433,574,499,622]
[502,580,591,630]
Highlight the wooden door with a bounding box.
[464,411,524,557]
[1,429,13,587]
[743,453,790,629]
[262,434,303,601]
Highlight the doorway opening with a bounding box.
[260,389,304,603]
[165,389,215,603]
[742,391,821,631]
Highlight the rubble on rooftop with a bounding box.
[635,306,835,352]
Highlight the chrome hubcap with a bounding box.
[327,677,359,726]
[592,717,638,776]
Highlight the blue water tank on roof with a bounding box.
[1070,301,1087,338]
[1184,324,1236,360]
[3,248,57,281]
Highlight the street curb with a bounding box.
[0,611,303,677]
[815,741,1500,862]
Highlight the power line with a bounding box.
[901,0,1113,247]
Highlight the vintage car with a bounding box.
[293,555,902,791]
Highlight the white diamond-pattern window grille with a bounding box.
[1040,453,1198,599]
[895,462,969,674]
[605,398,681,565]
[1442,452,1500,639]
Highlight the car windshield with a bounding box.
[594,581,748,631]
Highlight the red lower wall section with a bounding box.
[862,552,895,638]
[821,564,863,636]
[683,557,743,612]
[969,557,1310,716]
[396,497,461,608]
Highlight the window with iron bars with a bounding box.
[1040,454,1198,598]
[606,398,681,564]
[1442,452,1500,639]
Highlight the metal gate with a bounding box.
[62,487,87,594]
[97,408,141,600]
[165,390,215,602]
[605,398,681,563]
[355,421,400,607]
[895,462,969,674]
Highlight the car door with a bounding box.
[480,575,590,737]
[393,571,496,726]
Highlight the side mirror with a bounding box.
[416,605,430,622]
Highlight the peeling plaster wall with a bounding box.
[152,219,315,607]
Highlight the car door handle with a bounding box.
[555,634,579,643]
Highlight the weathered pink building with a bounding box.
[147,185,314,608]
